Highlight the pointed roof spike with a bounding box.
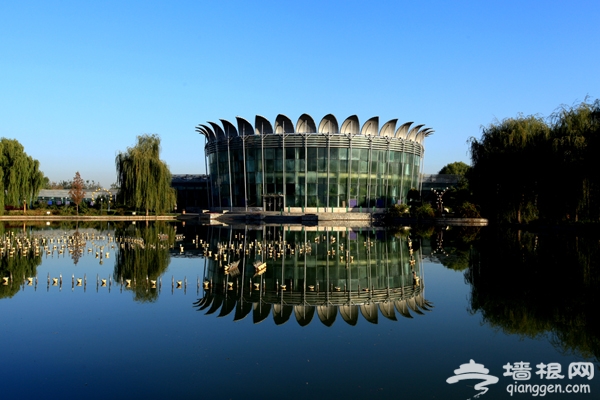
[195,125,209,138]
[361,116,379,136]
[296,113,316,134]
[275,114,294,134]
[255,115,273,135]
[341,115,360,135]
[407,124,425,141]
[416,128,434,144]
[236,116,254,136]
[199,124,216,141]
[208,121,226,140]
[220,119,238,139]
[318,114,339,134]
[395,122,413,139]
[380,119,398,138]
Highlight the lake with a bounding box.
[0,221,597,399]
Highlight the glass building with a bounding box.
[196,114,433,212]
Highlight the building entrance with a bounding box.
[263,194,284,212]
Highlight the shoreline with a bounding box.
[0,213,490,226]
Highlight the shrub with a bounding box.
[387,204,409,218]
[456,202,481,218]
[414,203,435,219]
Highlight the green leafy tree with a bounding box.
[115,134,176,216]
[438,161,470,176]
[0,138,45,214]
[439,161,471,194]
[68,172,86,216]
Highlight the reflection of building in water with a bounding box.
[195,225,432,326]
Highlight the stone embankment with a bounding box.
[387,217,489,226]
[181,211,488,227]
[1,212,488,227]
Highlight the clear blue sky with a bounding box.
[1,0,598,187]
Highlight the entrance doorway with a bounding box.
[263,194,283,212]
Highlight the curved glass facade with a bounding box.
[196,114,432,211]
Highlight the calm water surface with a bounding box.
[0,222,597,399]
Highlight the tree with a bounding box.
[68,172,86,216]
[0,138,45,214]
[546,100,600,222]
[438,161,470,176]
[438,161,471,198]
[115,134,176,216]
[468,99,600,224]
[468,115,550,223]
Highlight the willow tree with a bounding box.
[469,99,600,224]
[468,116,550,223]
[547,100,600,222]
[115,134,176,216]
[0,138,45,214]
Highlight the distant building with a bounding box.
[196,114,433,212]
[420,174,463,192]
[37,189,117,206]
[37,178,212,213]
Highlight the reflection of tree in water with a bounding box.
[0,232,42,299]
[424,226,481,271]
[466,228,600,364]
[70,229,86,266]
[113,222,175,302]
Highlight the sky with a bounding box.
[1,0,599,187]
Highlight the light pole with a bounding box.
[431,187,449,215]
